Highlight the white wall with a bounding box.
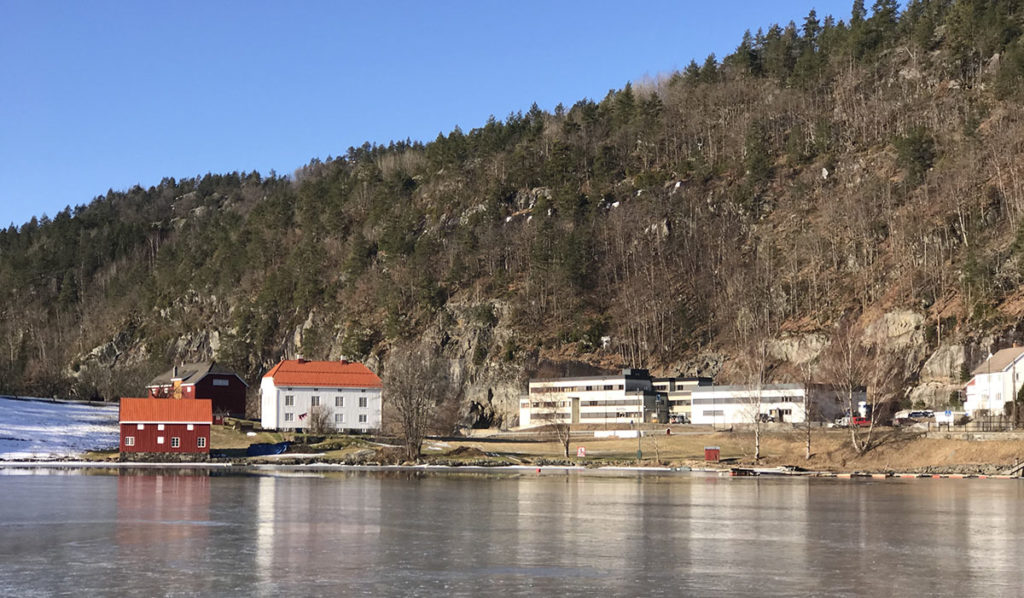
[964,370,1022,416]
[260,381,382,432]
[689,385,848,426]
[522,375,654,428]
[260,377,278,430]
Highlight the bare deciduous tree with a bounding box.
[383,342,462,461]
[799,362,816,461]
[737,338,770,462]
[819,316,903,454]
[307,404,332,436]
[818,317,869,453]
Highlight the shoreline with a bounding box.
[1,459,1020,480]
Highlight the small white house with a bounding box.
[689,384,850,426]
[260,359,382,432]
[963,347,1024,417]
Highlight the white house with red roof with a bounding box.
[963,346,1024,416]
[260,359,383,432]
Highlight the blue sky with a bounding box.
[0,0,858,228]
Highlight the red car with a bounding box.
[852,416,872,427]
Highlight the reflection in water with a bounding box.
[2,469,1024,596]
[251,472,382,592]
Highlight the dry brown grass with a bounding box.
[445,428,1024,472]
[205,424,1024,472]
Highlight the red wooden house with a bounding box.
[119,397,212,454]
[146,361,248,417]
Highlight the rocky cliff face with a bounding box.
[66,299,1005,424]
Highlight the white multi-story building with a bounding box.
[963,347,1024,416]
[519,369,664,428]
[689,384,850,426]
[260,359,382,432]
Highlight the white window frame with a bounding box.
[157,424,165,431]
[335,396,344,407]
[157,436,165,445]
[335,413,344,423]
[137,424,145,430]
[187,424,194,431]
[197,437,207,448]
[171,437,180,448]
[311,396,320,407]
[285,395,294,406]
[358,414,367,423]
[284,413,294,422]
[125,436,135,447]
[359,397,368,408]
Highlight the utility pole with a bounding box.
[636,391,643,462]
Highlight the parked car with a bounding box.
[852,416,872,427]
[831,415,850,428]
[908,410,933,419]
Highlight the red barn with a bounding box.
[146,361,248,417]
[119,398,212,454]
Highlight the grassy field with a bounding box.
[78,420,1024,473]
[197,424,1024,473]
[434,429,1024,472]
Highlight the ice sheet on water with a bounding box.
[0,397,118,459]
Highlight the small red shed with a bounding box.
[119,398,213,454]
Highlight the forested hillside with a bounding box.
[3,0,1024,423]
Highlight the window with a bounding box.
[335,396,344,407]
[285,395,294,406]
[157,436,165,445]
[187,424,194,431]
[157,424,165,431]
[284,413,294,422]
[124,436,135,447]
[197,437,207,448]
[359,397,368,408]
[358,414,367,423]
[311,396,320,407]
[335,413,344,423]
[171,437,180,448]
[137,424,145,430]
[212,378,230,387]
[702,410,724,417]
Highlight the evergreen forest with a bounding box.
[3,0,1024,419]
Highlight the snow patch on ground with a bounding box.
[0,397,118,459]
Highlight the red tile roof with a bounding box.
[119,398,213,423]
[263,359,382,389]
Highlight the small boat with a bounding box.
[730,467,758,477]
[246,441,290,457]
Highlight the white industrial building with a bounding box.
[689,384,851,426]
[519,369,665,427]
[260,359,382,433]
[963,347,1024,417]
